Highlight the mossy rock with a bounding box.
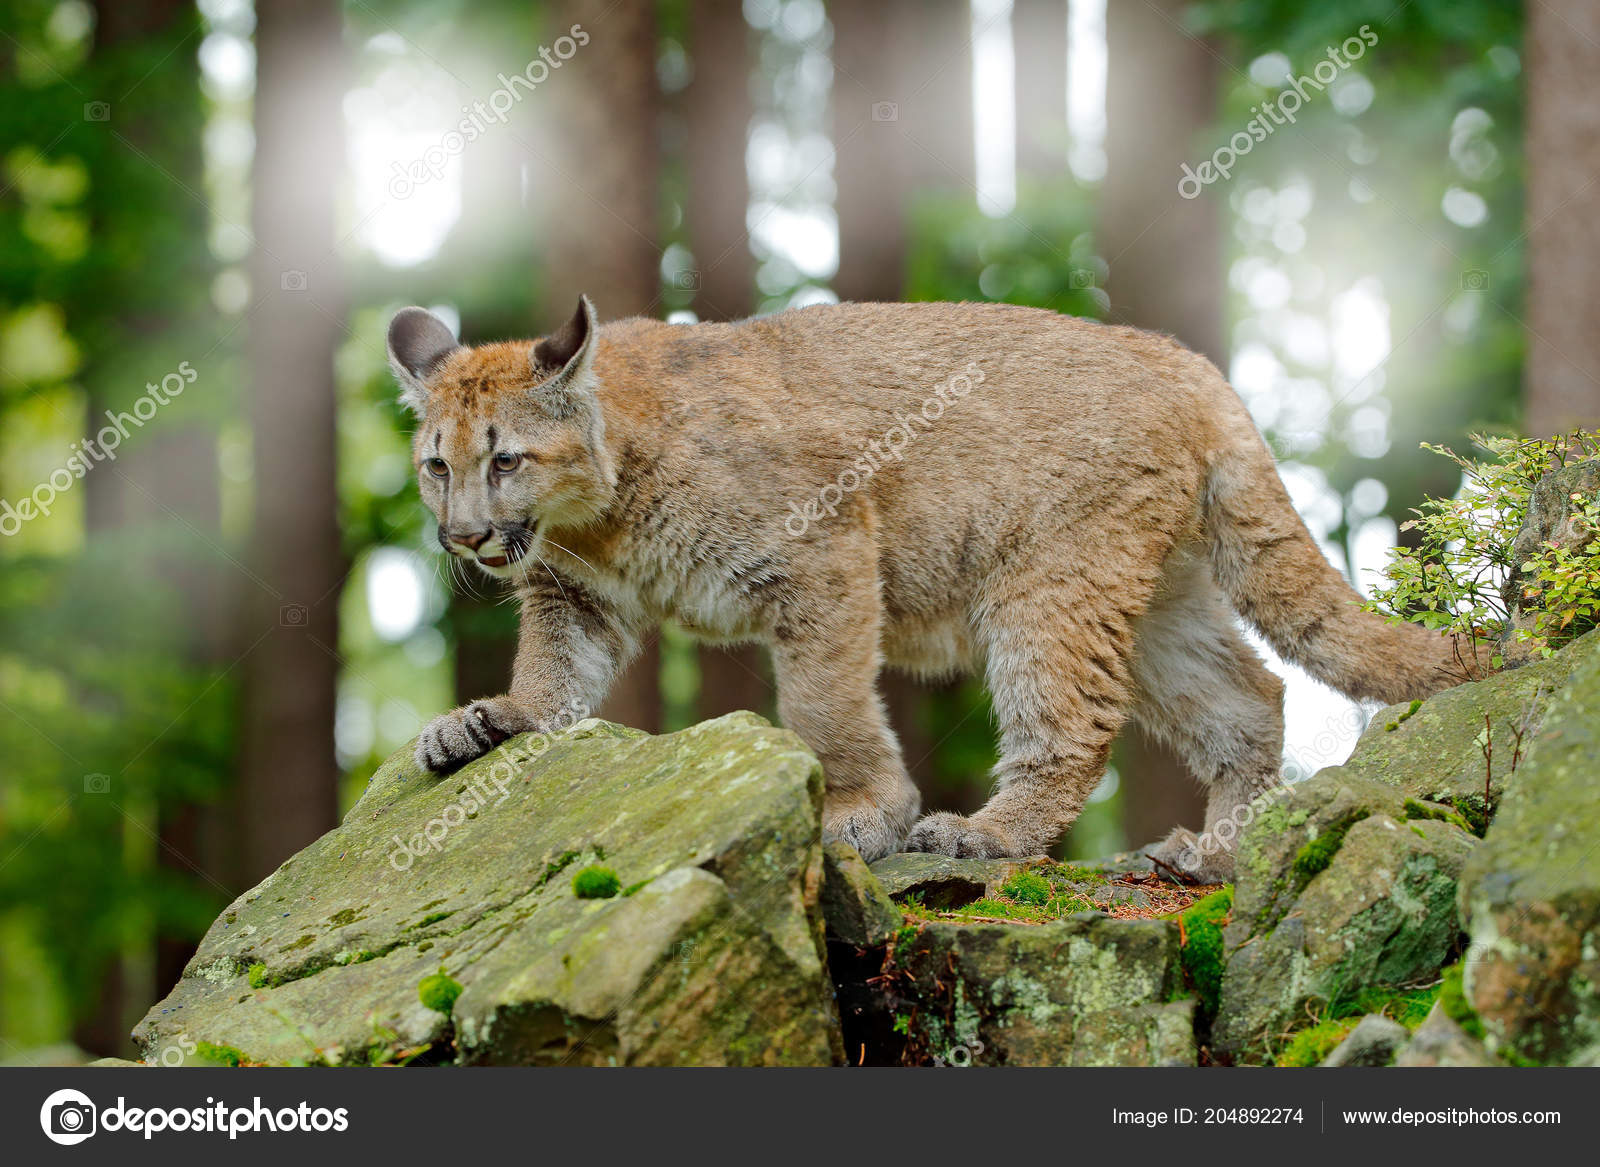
[1459,629,1600,1066]
[1213,768,1476,1060]
[132,713,842,1067]
[887,914,1193,1066]
[821,841,902,948]
[867,853,1052,907]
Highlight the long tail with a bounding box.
[1204,427,1472,704]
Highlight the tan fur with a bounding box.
[386,298,1471,870]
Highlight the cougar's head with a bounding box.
[386,296,616,579]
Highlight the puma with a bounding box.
[387,296,1466,876]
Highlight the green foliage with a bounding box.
[1365,433,1600,660]
[416,973,463,1016]
[1176,886,1234,1020]
[571,865,622,900]
[906,183,1105,318]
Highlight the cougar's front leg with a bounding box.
[770,566,920,862]
[416,574,632,772]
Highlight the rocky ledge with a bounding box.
[132,633,1600,1067]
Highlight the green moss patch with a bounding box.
[193,1041,246,1067]
[1291,810,1369,888]
[571,865,622,899]
[1173,886,1232,1020]
[1277,983,1440,1066]
[1438,962,1485,1040]
[417,973,463,1015]
[1402,798,1473,834]
[999,870,1051,906]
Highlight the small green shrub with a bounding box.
[571,865,622,899]
[1365,431,1600,664]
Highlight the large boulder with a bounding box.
[1459,631,1600,1065]
[1212,769,1475,1059]
[133,713,842,1067]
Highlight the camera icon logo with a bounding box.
[871,101,898,122]
[83,773,111,794]
[672,269,701,291]
[281,269,308,292]
[280,603,309,627]
[1069,268,1096,290]
[83,101,110,122]
[1462,269,1489,291]
[40,1088,97,1145]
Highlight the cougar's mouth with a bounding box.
[476,553,509,568]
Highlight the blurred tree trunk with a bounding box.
[1013,0,1068,180]
[439,11,537,708]
[1100,0,1219,849]
[237,0,345,884]
[1525,1,1600,435]
[77,0,223,1057]
[682,0,773,721]
[832,0,975,305]
[537,1,663,731]
[831,0,972,788]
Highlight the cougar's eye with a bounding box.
[492,451,521,473]
[424,457,449,478]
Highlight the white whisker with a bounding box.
[541,535,597,575]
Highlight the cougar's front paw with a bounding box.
[904,812,1014,859]
[415,699,532,773]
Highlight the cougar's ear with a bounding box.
[531,295,600,417]
[387,307,460,417]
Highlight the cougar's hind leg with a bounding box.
[1128,554,1286,882]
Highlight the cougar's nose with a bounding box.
[447,528,493,550]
